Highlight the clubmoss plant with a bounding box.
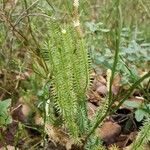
[0,0,150,149]
[40,21,91,145]
[131,118,150,150]
[32,0,150,149]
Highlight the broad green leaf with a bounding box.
[0,99,12,125]
[0,99,11,112]
[123,100,141,108]
[135,109,145,122]
[85,22,97,32]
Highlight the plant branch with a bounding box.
[111,71,150,113]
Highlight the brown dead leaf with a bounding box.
[87,90,102,105]
[113,74,121,87]
[4,0,18,11]
[11,104,27,123]
[0,145,18,150]
[139,71,150,86]
[115,132,138,149]
[123,131,138,147]
[96,75,107,85]
[99,121,121,146]
[87,74,107,104]
[87,102,97,120]
[34,113,43,125]
[45,124,72,150]
[112,74,121,95]
[115,134,128,148]
[96,83,107,96]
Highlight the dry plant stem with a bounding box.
[72,0,89,91]
[45,0,55,12]
[0,87,11,95]
[14,0,39,26]
[23,0,40,48]
[73,0,84,38]
[0,11,28,42]
[0,10,48,74]
[14,13,51,26]
[23,0,49,73]
[139,0,150,18]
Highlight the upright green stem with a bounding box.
[85,0,122,142]
[85,71,150,146]
[108,0,122,104]
[111,71,150,113]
